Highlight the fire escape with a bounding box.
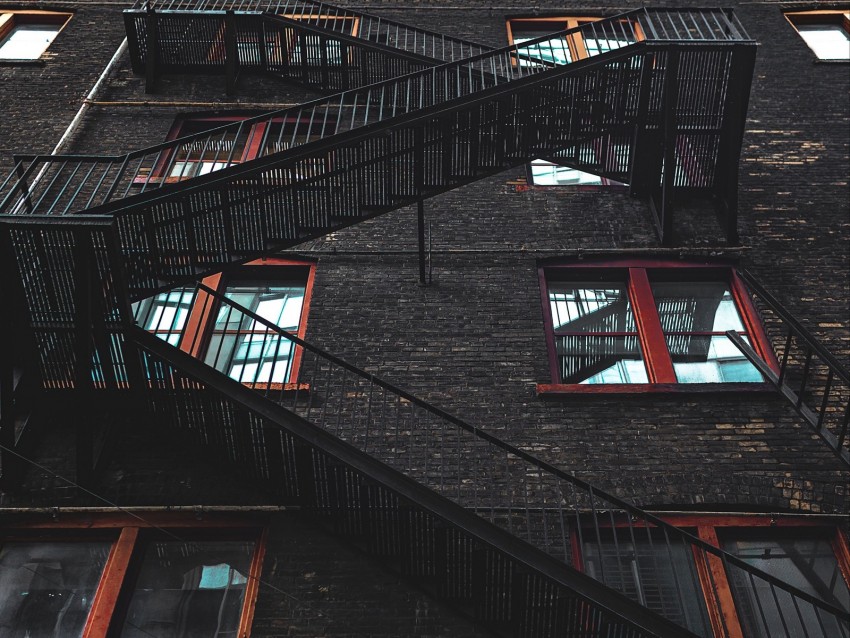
[0,2,848,636]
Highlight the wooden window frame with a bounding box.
[537,259,778,395]
[178,256,316,392]
[138,112,332,185]
[0,10,71,61]
[784,10,850,61]
[0,513,267,638]
[573,514,850,638]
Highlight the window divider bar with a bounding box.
[628,268,676,383]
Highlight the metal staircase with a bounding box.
[0,11,755,299]
[123,283,848,637]
[124,0,494,94]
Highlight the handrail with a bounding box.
[728,269,850,467]
[132,280,850,637]
[132,323,696,638]
[738,270,849,384]
[127,0,495,62]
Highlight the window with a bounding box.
[506,17,638,187]
[279,14,358,66]
[0,515,264,637]
[0,11,70,60]
[723,533,850,637]
[785,11,850,61]
[140,112,331,184]
[134,258,315,389]
[577,515,850,638]
[538,260,775,391]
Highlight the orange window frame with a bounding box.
[572,513,850,638]
[0,10,72,60]
[784,10,850,60]
[139,112,333,185]
[506,16,645,64]
[0,513,268,638]
[179,257,316,392]
[537,259,779,394]
[277,14,359,66]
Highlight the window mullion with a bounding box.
[628,268,677,383]
[82,526,140,638]
[695,526,746,638]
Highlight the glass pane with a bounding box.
[584,34,636,57]
[119,540,255,638]
[0,25,60,60]
[667,335,763,383]
[651,281,746,333]
[530,160,603,186]
[132,288,196,346]
[0,541,111,638]
[584,534,712,636]
[514,35,571,66]
[556,335,647,383]
[797,24,850,60]
[723,536,850,638]
[549,283,634,332]
[206,282,305,384]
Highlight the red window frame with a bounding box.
[138,112,331,185]
[571,513,850,638]
[0,512,267,638]
[179,257,316,391]
[537,259,778,394]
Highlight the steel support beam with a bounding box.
[73,230,95,486]
[714,44,757,245]
[225,10,239,96]
[652,47,680,246]
[144,7,159,94]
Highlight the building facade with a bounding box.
[0,1,848,636]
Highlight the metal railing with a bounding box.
[134,281,850,638]
[0,8,751,219]
[728,270,850,468]
[127,0,493,63]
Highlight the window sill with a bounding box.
[536,382,776,397]
[0,58,46,66]
[814,58,850,64]
[242,382,310,394]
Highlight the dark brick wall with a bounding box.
[2,0,847,517]
[0,0,847,633]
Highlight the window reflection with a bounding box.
[119,540,255,638]
[0,541,111,638]
[205,280,306,384]
[723,536,850,638]
[549,283,648,383]
[651,280,763,384]
[133,288,197,346]
[583,533,713,637]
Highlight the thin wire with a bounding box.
[0,443,332,618]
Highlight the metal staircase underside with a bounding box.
[2,6,847,637]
